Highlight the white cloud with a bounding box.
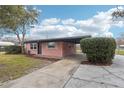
[103,32,113,37]
[94,31,113,37]
[28,6,124,40]
[41,18,60,26]
[62,18,75,25]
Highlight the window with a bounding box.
[48,42,56,48]
[30,43,37,49]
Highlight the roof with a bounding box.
[24,35,91,44]
[0,41,15,46]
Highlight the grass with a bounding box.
[0,53,52,82]
[115,49,124,55]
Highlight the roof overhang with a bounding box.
[24,35,91,44]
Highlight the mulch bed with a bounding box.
[81,60,112,66]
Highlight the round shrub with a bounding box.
[5,45,21,54]
[80,37,116,64]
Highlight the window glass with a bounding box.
[30,43,33,49]
[33,43,37,49]
[48,42,55,48]
[30,43,37,49]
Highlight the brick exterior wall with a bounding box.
[41,42,63,58]
[62,42,76,57]
[25,41,76,58]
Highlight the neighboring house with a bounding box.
[119,45,124,48]
[0,41,15,51]
[24,35,90,58]
[116,39,124,49]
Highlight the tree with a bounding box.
[111,6,124,38]
[112,10,124,20]
[112,6,124,21]
[0,5,39,53]
[0,28,12,40]
[111,6,124,52]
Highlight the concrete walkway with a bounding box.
[1,54,86,88]
[65,55,124,88]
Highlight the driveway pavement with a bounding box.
[0,54,85,88]
[65,55,124,88]
[1,54,124,88]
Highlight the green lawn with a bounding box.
[115,49,124,55]
[0,54,52,82]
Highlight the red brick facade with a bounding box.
[25,41,76,58]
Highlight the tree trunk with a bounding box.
[21,43,24,54]
[15,32,24,54]
[21,27,25,54]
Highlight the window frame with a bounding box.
[30,43,37,49]
[47,42,56,49]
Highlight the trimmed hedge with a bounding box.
[80,37,116,64]
[5,45,21,54]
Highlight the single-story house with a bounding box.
[24,35,91,58]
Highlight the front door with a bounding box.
[37,42,42,54]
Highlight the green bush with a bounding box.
[80,37,116,64]
[5,45,21,54]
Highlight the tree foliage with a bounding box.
[112,10,124,19]
[112,6,124,21]
[80,37,116,65]
[0,5,39,53]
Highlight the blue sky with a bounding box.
[27,5,124,39]
[36,5,114,19]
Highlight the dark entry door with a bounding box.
[37,42,42,54]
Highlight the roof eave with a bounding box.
[24,35,91,44]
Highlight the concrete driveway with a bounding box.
[0,54,85,88]
[65,55,124,88]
